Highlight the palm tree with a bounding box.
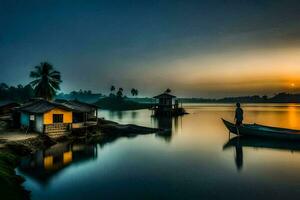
[131,88,136,96]
[117,88,123,98]
[131,88,139,97]
[30,62,62,100]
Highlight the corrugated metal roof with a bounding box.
[17,99,74,114]
[0,101,20,108]
[59,101,94,113]
[17,99,99,114]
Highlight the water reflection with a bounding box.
[17,114,182,186]
[18,104,300,200]
[18,142,97,185]
[223,136,300,171]
[153,116,181,142]
[109,110,138,121]
[131,111,138,119]
[101,109,182,143]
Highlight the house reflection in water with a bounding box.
[154,116,181,142]
[18,142,97,185]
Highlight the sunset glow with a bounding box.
[3,1,300,200]
[1,0,300,98]
[134,47,300,97]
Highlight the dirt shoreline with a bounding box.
[0,118,163,155]
[0,118,164,200]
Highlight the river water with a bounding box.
[16,103,300,200]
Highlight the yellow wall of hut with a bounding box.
[43,108,72,124]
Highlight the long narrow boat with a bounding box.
[222,118,300,140]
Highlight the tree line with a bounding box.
[2,61,300,103]
[180,93,300,103]
[0,83,34,102]
[0,62,141,102]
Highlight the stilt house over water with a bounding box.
[152,92,186,116]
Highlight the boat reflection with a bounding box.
[223,136,300,171]
[18,142,97,185]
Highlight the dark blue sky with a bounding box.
[1,0,300,97]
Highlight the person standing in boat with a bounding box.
[235,102,243,126]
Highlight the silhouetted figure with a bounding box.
[235,102,243,126]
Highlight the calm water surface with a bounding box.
[17,103,300,200]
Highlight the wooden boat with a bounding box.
[222,118,300,140]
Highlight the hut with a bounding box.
[0,101,21,128]
[16,99,74,134]
[153,93,176,116]
[58,100,99,129]
[0,101,20,116]
[15,99,99,135]
[152,92,186,116]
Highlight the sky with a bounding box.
[1,0,300,98]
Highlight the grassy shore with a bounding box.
[0,151,30,200]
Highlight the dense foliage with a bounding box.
[0,151,30,200]
[56,90,103,103]
[0,83,34,102]
[95,96,151,110]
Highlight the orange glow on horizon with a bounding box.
[138,46,300,96]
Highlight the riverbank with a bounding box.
[0,118,163,199]
[0,118,163,153]
[0,150,30,200]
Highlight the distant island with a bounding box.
[94,86,151,110]
[178,93,300,103]
[94,92,300,110]
[127,93,300,104]
[95,96,151,110]
[2,82,300,111]
[56,90,104,103]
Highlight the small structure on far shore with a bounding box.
[152,92,186,117]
